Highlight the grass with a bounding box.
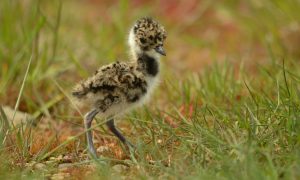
[0,0,300,179]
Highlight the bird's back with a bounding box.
[72,61,148,116]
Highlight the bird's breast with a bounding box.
[139,75,160,103]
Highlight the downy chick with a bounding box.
[72,17,167,157]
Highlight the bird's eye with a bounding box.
[139,38,146,44]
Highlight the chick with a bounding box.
[72,17,167,157]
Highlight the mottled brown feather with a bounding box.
[72,17,166,117]
[72,61,147,112]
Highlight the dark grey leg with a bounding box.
[84,109,99,157]
[106,119,135,148]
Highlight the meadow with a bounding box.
[0,0,300,179]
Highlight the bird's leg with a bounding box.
[84,109,99,157]
[106,119,135,149]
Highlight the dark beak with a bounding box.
[154,46,166,56]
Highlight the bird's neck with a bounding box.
[128,29,160,76]
[136,53,160,77]
[130,46,160,77]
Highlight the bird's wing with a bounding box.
[72,64,120,98]
[72,61,148,112]
[72,61,138,98]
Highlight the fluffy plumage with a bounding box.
[72,17,167,157]
[72,61,147,117]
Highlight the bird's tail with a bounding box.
[72,81,89,99]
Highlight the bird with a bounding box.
[72,17,167,157]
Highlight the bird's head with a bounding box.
[129,17,167,59]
